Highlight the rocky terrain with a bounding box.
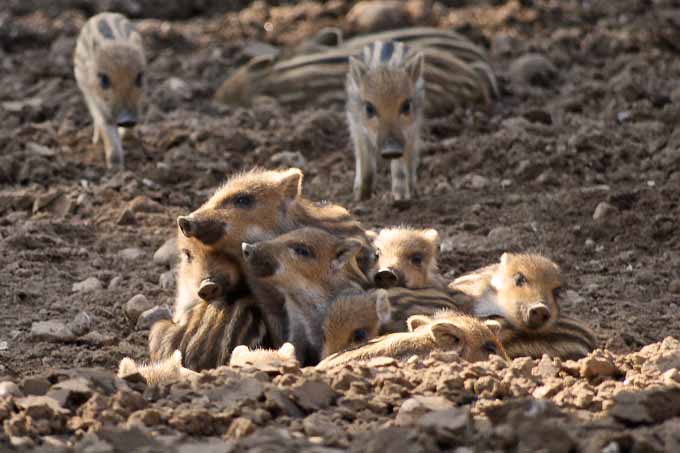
[1,0,680,450]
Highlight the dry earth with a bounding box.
[1,0,680,451]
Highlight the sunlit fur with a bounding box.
[317,310,506,370]
[229,342,299,369]
[242,227,369,366]
[372,226,445,289]
[450,253,562,333]
[74,12,145,168]
[215,27,497,114]
[118,350,198,385]
[174,167,372,350]
[346,41,425,201]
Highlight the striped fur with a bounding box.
[379,287,474,334]
[317,310,505,370]
[74,12,145,168]
[496,316,597,360]
[215,27,497,115]
[149,296,269,372]
[347,41,425,201]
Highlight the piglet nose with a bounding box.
[198,279,222,301]
[526,304,551,329]
[241,242,255,258]
[116,111,137,128]
[374,268,398,289]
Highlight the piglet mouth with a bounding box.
[241,243,278,278]
[381,148,404,159]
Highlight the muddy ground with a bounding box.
[1,0,680,451]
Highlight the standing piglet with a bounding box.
[74,12,146,168]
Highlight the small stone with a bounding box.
[135,305,172,330]
[68,311,93,337]
[20,376,51,396]
[610,387,680,426]
[125,294,154,324]
[509,53,557,87]
[128,195,163,213]
[164,77,192,99]
[0,340,7,351]
[292,380,336,412]
[30,321,75,342]
[0,381,23,398]
[47,377,93,408]
[347,0,411,34]
[270,151,306,168]
[116,208,137,226]
[593,202,617,222]
[303,412,343,438]
[226,417,255,439]
[119,247,145,261]
[467,174,490,189]
[663,368,680,385]
[580,351,619,380]
[15,395,70,416]
[108,276,123,290]
[366,356,397,368]
[669,279,680,294]
[72,277,103,293]
[153,238,178,266]
[396,396,454,426]
[159,270,176,289]
[535,355,560,380]
[418,406,472,440]
[79,331,116,346]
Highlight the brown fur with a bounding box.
[347,42,425,201]
[174,233,243,324]
[371,226,445,289]
[175,168,373,348]
[494,316,597,360]
[242,227,368,366]
[321,287,474,358]
[450,253,563,333]
[74,12,145,168]
[149,296,268,372]
[118,350,198,385]
[317,310,506,369]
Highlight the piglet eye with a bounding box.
[98,73,111,89]
[234,193,254,208]
[292,244,312,258]
[553,287,562,299]
[352,329,367,343]
[514,273,527,287]
[483,341,498,354]
[400,98,412,115]
[135,71,144,87]
[365,102,376,118]
[182,249,192,263]
[409,253,423,266]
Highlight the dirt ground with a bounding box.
[1,0,680,451]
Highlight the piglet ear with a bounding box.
[406,52,424,84]
[332,238,363,271]
[483,319,503,336]
[406,314,431,332]
[231,345,250,359]
[349,55,369,85]
[422,228,440,245]
[278,342,296,360]
[375,289,392,324]
[117,357,139,378]
[428,321,465,351]
[499,252,510,268]
[279,168,303,200]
